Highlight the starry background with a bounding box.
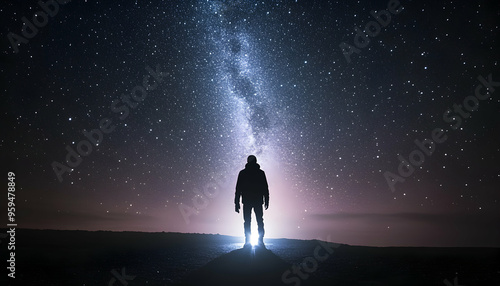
[1,0,499,247]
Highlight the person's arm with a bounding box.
[262,171,269,210]
[235,171,242,212]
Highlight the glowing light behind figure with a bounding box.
[251,232,259,246]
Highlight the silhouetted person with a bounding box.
[235,155,269,247]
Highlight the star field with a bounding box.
[1,0,499,246]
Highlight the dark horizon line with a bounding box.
[2,227,499,249]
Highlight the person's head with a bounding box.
[247,155,257,164]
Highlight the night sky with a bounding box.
[1,0,499,247]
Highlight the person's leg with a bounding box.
[254,204,264,243]
[243,204,252,244]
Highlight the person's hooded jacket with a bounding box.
[235,162,269,205]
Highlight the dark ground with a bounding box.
[0,229,498,285]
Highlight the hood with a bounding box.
[245,162,260,169]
